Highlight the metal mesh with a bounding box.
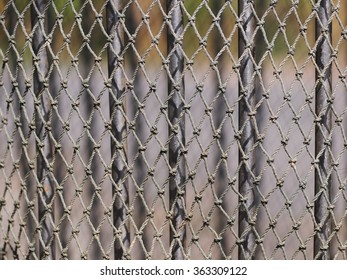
[1,0,347,260]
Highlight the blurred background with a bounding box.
[1,0,347,260]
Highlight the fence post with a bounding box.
[31,0,55,259]
[106,0,130,259]
[315,0,332,260]
[167,0,186,259]
[238,0,256,260]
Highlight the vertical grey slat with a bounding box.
[32,0,54,259]
[238,0,256,260]
[81,5,102,260]
[315,0,332,260]
[167,0,186,259]
[127,6,150,258]
[211,0,228,259]
[106,0,130,259]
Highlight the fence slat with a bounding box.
[167,0,186,260]
[238,0,256,260]
[315,0,332,260]
[32,0,54,259]
[106,0,130,260]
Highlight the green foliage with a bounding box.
[0,1,346,64]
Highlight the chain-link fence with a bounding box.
[1,0,347,260]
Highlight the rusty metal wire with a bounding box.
[1,0,347,260]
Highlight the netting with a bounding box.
[1,0,347,260]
